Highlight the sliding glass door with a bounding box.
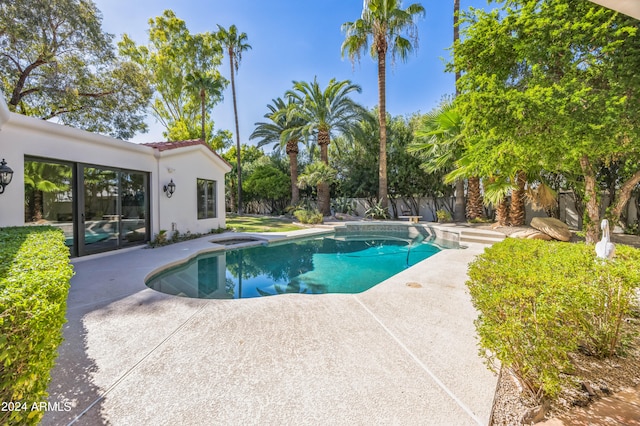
[80,166,120,254]
[24,157,150,257]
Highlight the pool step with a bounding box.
[459,229,506,245]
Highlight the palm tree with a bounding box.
[24,162,69,221]
[342,0,425,211]
[184,71,225,143]
[284,77,364,215]
[250,97,305,206]
[409,100,485,221]
[217,25,251,214]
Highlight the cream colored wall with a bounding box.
[155,145,228,236]
[0,100,230,243]
[0,113,156,229]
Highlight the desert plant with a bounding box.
[331,197,357,215]
[364,199,389,219]
[150,230,168,247]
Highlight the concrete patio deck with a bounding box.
[43,226,498,425]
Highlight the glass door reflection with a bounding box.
[81,167,119,254]
[120,171,148,246]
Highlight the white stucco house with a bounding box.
[0,95,231,257]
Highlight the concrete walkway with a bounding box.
[43,227,497,425]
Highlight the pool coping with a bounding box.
[43,222,499,425]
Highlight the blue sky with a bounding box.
[92,0,493,147]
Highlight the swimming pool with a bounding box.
[146,230,443,299]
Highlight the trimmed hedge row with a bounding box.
[0,227,73,425]
[467,238,640,400]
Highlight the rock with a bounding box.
[520,399,550,424]
[582,381,597,397]
[530,217,571,242]
[510,229,553,240]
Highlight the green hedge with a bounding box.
[0,227,73,425]
[467,238,640,400]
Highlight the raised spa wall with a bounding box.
[334,222,460,249]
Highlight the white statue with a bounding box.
[595,219,615,260]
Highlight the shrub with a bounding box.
[364,200,389,219]
[0,227,73,425]
[436,209,452,223]
[331,197,357,216]
[293,209,323,224]
[467,238,640,401]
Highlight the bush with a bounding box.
[293,209,323,224]
[364,200,389,219]
[0,227,73,425]
[436,209,452,223]
[467,238,640,401]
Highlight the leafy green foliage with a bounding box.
[0,227,73,425]
[331,197,357,216]
[243,163,290,213]
[119,10,227,144]
[0,0,152,139]
[297,161,338,190]
[293,209,324,224]
[364,200,389,220]
[435,209,452,223]
[284,77,365,215]
[453,1,640,241]
[467,239,640,401]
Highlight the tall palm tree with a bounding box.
[217,25,251,214]
[184,71,225,143]
[450,0,466,221]
[250,97,305,206]
[284,77,364,215]
[342,0,425,211]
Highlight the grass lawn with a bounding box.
[226,214,305,233]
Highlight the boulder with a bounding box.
[511,229,554,240]
[530,217,571,242]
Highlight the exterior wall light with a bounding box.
[163,179,176,198]
[0,159,13,194]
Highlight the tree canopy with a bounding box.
[0,0,152,139]
[119,10,227,146]
[453,0,640,241]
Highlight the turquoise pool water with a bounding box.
[146,233,441,299]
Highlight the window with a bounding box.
[197,179,216,219]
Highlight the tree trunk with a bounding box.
[229,49,243,215]
[454,0,461,97]
[466,176,484,220]
[580,155,600,243]
[509,171,527,226]
[496,197,509,226]
[611,169,640,226]
[33,190,43,221]
[286,139,300,206]
[317,130,331,216]
[377,44,389,211]
[454,178,466,222]
[200,89,206,142]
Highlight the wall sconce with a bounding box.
[0,159,13,194]
[163,179,176,198]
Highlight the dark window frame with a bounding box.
[197,178,217,219]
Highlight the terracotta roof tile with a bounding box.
[143,139,231,167]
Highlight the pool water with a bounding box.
[146,234,441,299]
